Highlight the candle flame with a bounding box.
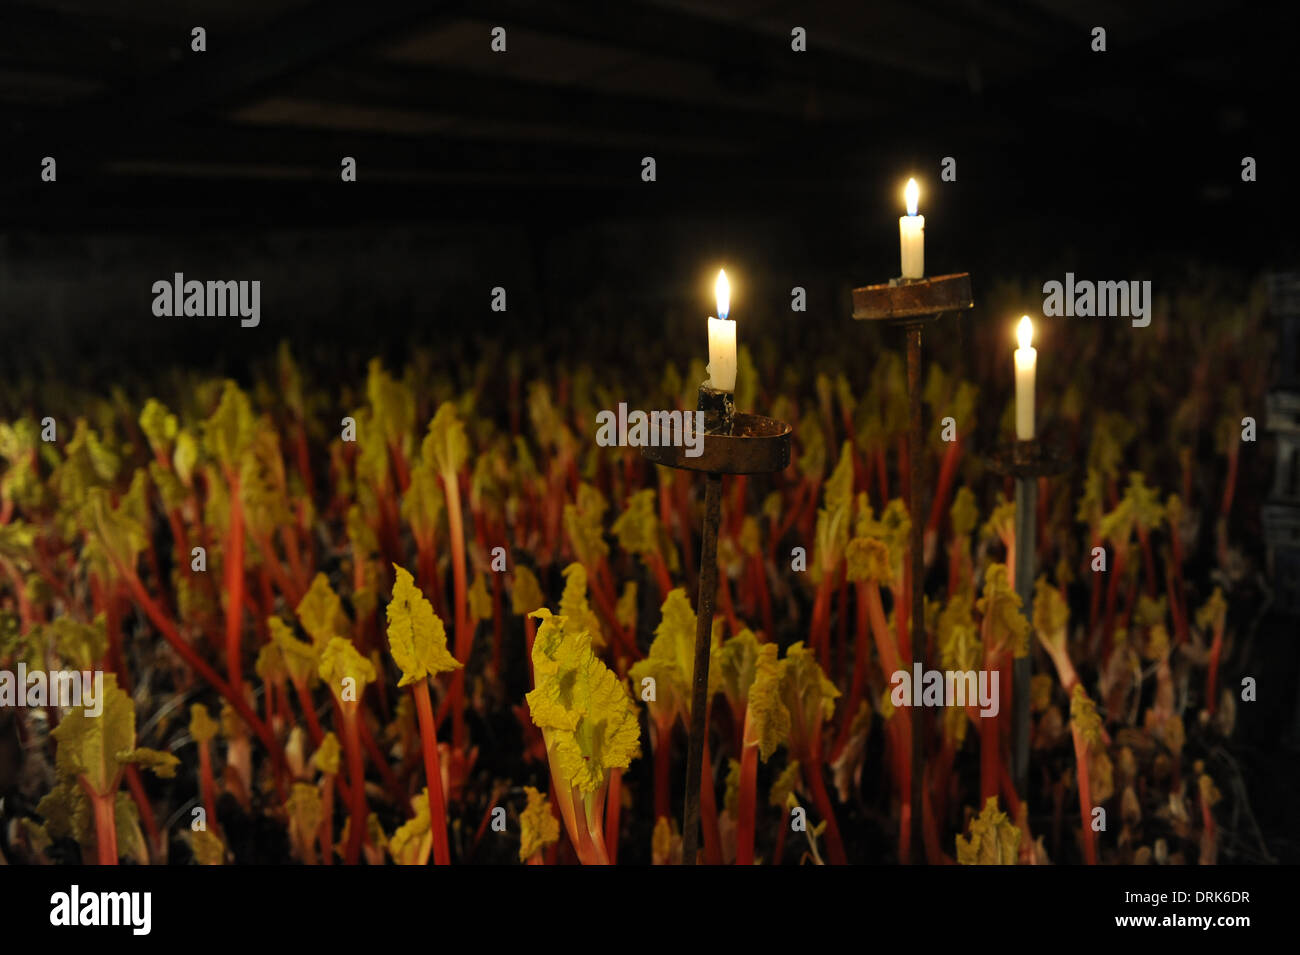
[905,178,919,216]
[715,268,731,321]
[1017,315,1034,350]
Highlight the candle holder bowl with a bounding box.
[640,412,792,474]
[851,272,974,326]
[983,437,1072,479]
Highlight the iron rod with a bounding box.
[905,324,924,863]
[681,470,722,865]
[1012,471,1037,798]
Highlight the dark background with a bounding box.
[0,0,1295,381]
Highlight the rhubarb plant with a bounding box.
[525,608,640,865]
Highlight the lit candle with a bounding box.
[706,268,736,392]
[899,177,924,279]
[1014,315,1036,440]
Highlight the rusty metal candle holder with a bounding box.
[641,383,792,865]
[985,436,1070,800]
[852,272,973,863]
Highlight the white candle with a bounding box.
[1014,315,1036,440]
[899,177,925,279]
[706,269,736,392]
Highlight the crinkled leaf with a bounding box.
[51,615,107,671]
[187,827,226,865]
[390,789,433,865]
[612,488,660,558]
[189,703,220,744]
[385,564,461,686]
[50,672,134,795]
[1195,587,1227,635]
[203,380,256,473]
[426,401,468,476]
[525,610,640,793]
[747,642,790,761]
[296,573,348,647]
[313,732,342,776]
[956,796,1021,865]
[318,636,376,699]
[977,564,1030,657]
[560,562,605,651]
[121,747,180,778]
[139,398,178,458]
[778,642,839,746]
[564,483,609,568]
[511,565,545,616]
[518,785,560,861]
[270,616,319,685]
[950,486,979,539]
[467,573,492,626]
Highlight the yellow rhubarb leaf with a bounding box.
[312,732,342,776]
[50,673,136,795]
[255,640,287,686]
[718,628,760,711]
[560,562,605,650]
[189,703,220,745]
[950,486,979,539]
[401,460,444,541]
[1124,472,1164,532]
[724,758,742,816]
[80,488,147,581]
[51,615,107,671]
[769,760,801,809]
[616,580,638,632]
[518,785,560,861]
[366,359,415,451]
[285,782,323,862]
[121,747,180,779]
[467,572,492,627]
[138,398,178,458]
[1195,587,1227,635]
[563,483,609,568]
[1070,685,1104,748]
[1032,577,1069,657]
[203,380,256,474]
[390,789,433,865]
[426,401,468,476]
[978,564,1029,657]
[296,573,348,647]
[511,565,545,616]
[525,610,640,793]
[778,642,838,743]
[844,536,892,584]
[270,616,319,685]
[956,796,1021,864]
[612,488,661,558]
[318,637,376,700]
[747,642,790,761]
[385,564,461,686]
[186,828,226,865]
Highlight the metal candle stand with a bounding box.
[852,272,973,863]
[641,384,792,865]
[984,436,1069,800]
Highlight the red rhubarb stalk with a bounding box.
[412,678,452,865]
